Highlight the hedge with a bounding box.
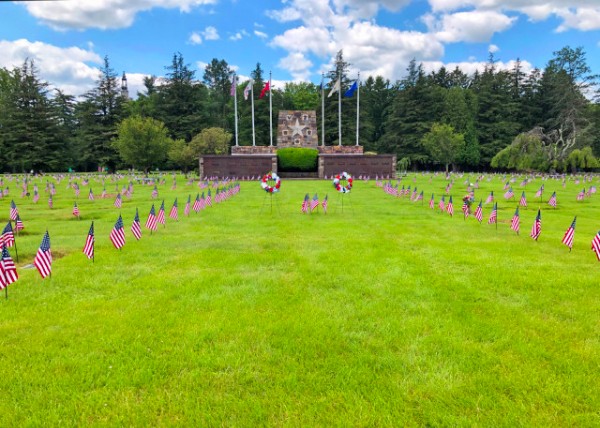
[277,148,319,172]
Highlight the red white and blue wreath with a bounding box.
[260,172,281,193]
[333,172,353,193]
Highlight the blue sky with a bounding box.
[1,0,599,98]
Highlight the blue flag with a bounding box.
[344,80,358,97]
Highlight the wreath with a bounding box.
[333,172,353,193]
[260,172,281,193]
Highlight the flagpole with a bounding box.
[233,74,239,147]
[321,73,325,147]
[269,71,273,147]
[356,71,360,146]
[251,81,256,146]
[338,70,342,146]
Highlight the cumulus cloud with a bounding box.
[421,58,534,76]
[278,53,314,81]
[488,44,499,53]
[203,26,220,40]
[23,0,218,31]
[254,30,268,39]
[229,30,248,41]
[189,32,203,45]
[423,10,517,43]
[0,39,102,96]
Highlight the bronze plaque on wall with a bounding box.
[277,110,318,148]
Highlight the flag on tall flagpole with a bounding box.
[132,208,142,240]
[109,215,125,249]
[328,79,340,97]
[344,80,358,97]
[34,231,52,278]
[83,222,94,259]
[530,209,541,240]
[259,80,270,99]
[510,207,520,234]
[561,216,576,250]
[243,79,253,100]
[592,230,600,261]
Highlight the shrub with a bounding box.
[277,148,318,172]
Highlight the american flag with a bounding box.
[429,194,435,209]
[488,203,497,224]
[184,195,191,216]
[73,202,80,217]
[561,216,576,250]
[109,215,125,249]
[74,183,80,197]
[83,222,94,259]
[88,188,94,200]
[0,244,18,289]
[171,179,177,190]
[530,209,541,240]
[131,208,142,240]
[152,185,158,198]
[146,204,158,231]
[577,188,585,201]
[34,231,52,278]
[169,198,178,220]
[510,207,520,234]
[193,193,201,212]
[206,190,212,207]
[417,191,424,201]
[548,191,557,207]
[322,194,328,213]
[114,193,122,208]
[592,230,600,261]
[33,190,39,203]
[504,188,514,199]
[157,200,166,225]
[310,194,319,212]
[474,201,483,222]
[535,185,544,198]
[15,214,24,232]
[48,195,53,209]
[101,187,107,198]
[446,196,454,216]
[9,200,18,220]
[519,191,527,207]
[1,222,14,247]
[301,194,309,213]
[438,195,445,211]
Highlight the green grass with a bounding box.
[0,173,599,426]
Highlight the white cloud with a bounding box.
[488,44,499,53]
[424,10,517,43]
[556,7,600,32]
[125,72,152,97]
[0,39,102,96]
[278,53,313,81]
[189,32,202,45]
[22,0,218,31]
[229,30,248,41]
[421,58,534,76]
[203,26,220,40]
[254,30,268,39]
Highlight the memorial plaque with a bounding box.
[277,110,318,148]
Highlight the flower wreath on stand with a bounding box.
[333,172,353,193]
[260,172,281,193]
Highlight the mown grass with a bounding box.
[0,172,599,426]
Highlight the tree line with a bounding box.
[0,47,599,173]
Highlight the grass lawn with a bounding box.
[0,172,599,426]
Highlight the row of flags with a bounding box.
[301,194,328,213]
[0,183,241,294]
[381,180,600,260]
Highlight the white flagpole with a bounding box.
[321,74,325,147]
[356,71,360,146]
[251,81,256,146]
[233,74,239,146]
[338,71,342,146]
[269,71,273,146]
